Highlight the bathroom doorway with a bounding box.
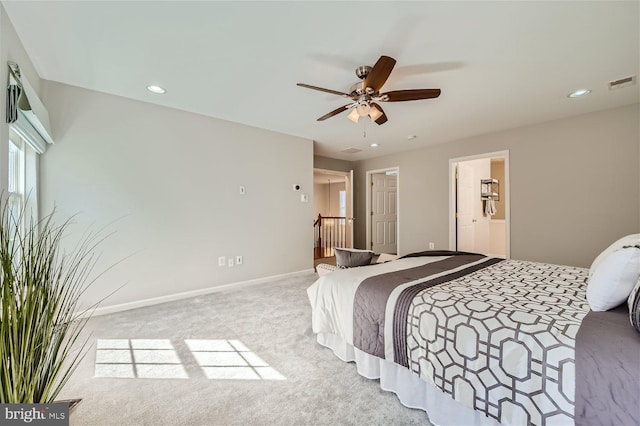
[449,151,509,258]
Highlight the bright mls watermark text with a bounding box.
[1,404,68,425]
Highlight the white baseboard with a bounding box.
[86,269,315,317]
[488,253,507,259]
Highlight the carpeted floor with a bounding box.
[59,272,432,425]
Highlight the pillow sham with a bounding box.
[587,245,640,312]
[629,277,640,333]
[589,233,640,277]
[334,247,374,269]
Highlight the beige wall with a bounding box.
[354,104,640,268]
[314,155,355,173]
[40,81,314,310]
[314,182,346,218]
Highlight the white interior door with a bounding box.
[457,163,475,252]
[371,172,397,254]
[457,159,490,254]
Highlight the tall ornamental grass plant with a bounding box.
[0,198,102,403]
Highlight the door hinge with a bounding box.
[370,211,374,216]
[456,212,459,218]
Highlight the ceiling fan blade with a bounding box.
[317,104,351,121]
[380,89,441,102]
[370,103,388,125]
[297,83,349,97]
[363,56,397,93]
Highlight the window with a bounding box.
[339,190,346,224]
[8,128,39,232]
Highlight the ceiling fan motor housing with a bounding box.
[349,81,366,96]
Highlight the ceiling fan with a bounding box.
[297,55,441,125]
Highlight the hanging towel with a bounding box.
[484,198,496,216]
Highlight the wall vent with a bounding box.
[341,147,362,154]
[608,75,636,90]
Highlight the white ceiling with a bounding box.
[3,1,638,161]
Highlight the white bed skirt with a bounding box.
[317,333,499,426]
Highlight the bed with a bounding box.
[307,250,640,425]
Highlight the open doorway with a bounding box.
[366,167,399,255]
[313,169,354,262]
[449,151,510,258]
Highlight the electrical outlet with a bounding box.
[429,242,435,249]
[239,185,246,195]
[218,256,226,267]
[228,258,234,267]
[236,256,243,265]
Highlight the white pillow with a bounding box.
[587,246,640,311]
[589,233,640,277]
[376,253,398,263]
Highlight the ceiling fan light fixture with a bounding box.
[347,108,360,123]
[369,107,383,121]
[356,103,371,117]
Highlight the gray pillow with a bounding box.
[334,248,374,269]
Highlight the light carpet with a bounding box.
[59,272,432,425]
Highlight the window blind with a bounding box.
[6,61,54,153]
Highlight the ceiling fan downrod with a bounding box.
[355,65,372,80]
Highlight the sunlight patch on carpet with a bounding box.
[186,339,285,380]
[94,339,187,379]
[94,338,285,380]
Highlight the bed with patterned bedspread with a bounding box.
[307,251,639,425]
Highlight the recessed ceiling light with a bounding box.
[370,143,380,148]
[567,89,591,98]
[146,85,166,94]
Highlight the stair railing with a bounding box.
[313,214,346,259]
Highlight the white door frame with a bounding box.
[448,151,510,258]
[366,167,400,254]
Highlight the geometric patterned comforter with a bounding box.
[307,253,590,426]
[403,259,589,425]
